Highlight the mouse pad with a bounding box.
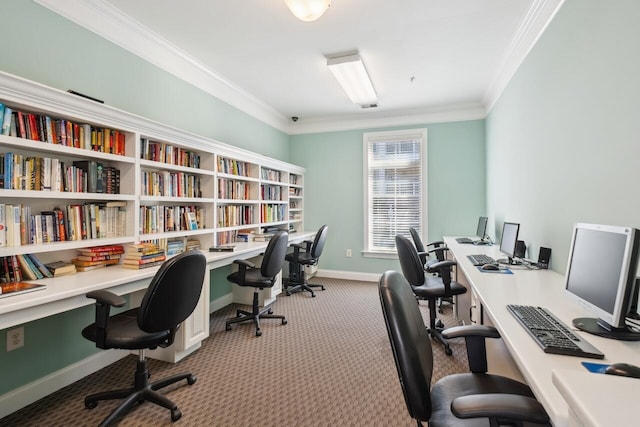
[476,266,513,274]
[581,361,609,374]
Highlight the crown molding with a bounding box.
[482,0,565,113]
[34,0,291,133]
[287,103,486,135]
[35,0,563,135]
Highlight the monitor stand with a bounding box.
[497,257,521,265]
[573,317,640,341]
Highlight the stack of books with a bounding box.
[166,239,185,256]
[71,244,125,271]
[185,239,201,252]
[44,260,77,277]
[121,243,166,269]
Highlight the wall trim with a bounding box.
[0,349,127,419]
[34,0,564,134]
[316,269,380,283]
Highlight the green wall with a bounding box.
[290,120,486,275]
[486,0,640,273]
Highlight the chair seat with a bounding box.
[430,373,538,427]
[412,277,466,299]
[227,269,276,289]
[82,308,170,350]
[285,252,317,266]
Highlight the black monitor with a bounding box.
[565,223,640,340]
[497,222,520,265]
[475,216,488,242]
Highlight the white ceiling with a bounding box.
[36,0,564,134]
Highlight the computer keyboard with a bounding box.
[507,304,604,359]
[456,237,473,244]
[467,254,496,266]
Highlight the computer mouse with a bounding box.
[604,362,640,378]
[481,263,500,271]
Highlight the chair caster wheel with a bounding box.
[282,319,288,325]
[187,375,197,385]
[171,409,182,422]
[85,400,98,409]
[445,347,453,356]
[267,309,273,314]
[321,286,326,290]
[311,293,316,297]
[256,329,262,337]
[436,319,444,328]
[225,324,231,331]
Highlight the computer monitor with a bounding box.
[565,223,640,340]
[475,216,488,242]
[497,222,520,264]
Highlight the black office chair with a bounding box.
[225,230,289,336]
[81,251,207,426]
[409,227,448,271]
[379,270,550,427]
[396,234,466,355]
[284,224,328,297]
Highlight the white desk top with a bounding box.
[0,231,315,331]
[444,237,640,427]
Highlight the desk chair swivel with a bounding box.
[285,224,328,297]
[81,251,207,427]
[409,227,452,313]
[396,234,466,356]
[225,230,289,336]
[379,270,550,427]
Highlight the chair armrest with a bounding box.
[427,259,456,271]
[233,259,256,269]
[442,325,500,340]
[442,325,501,373]
[451,394,549,425]
[86,289,126,307]
[427,246,449,255]
[425,240,445,248]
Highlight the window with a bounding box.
[363,129,427,256]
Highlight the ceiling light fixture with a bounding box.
[327,53,377,105]
[284,0,331,22]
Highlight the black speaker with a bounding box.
[515,240,526,258]
[537,247,551,269]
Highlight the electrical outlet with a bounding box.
[7,327,24,351]
[346,249,352,258]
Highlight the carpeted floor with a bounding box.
[0,277,469,426]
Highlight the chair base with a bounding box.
[85,355,195,427]
[225,291,287,336]
[424,299,453,356]
[284,278,325,297]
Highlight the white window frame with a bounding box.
[362,128,428,258]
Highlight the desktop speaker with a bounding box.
[515,240,527,258]
[537,247,551,269]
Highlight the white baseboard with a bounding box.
[315,269,380,283]
[209,293,234,313]
[0,349,128,419]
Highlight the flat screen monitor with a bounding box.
[565,223,640,340]
[498,222,520,264]
[475,216,488,241]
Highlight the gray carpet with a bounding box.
[0,277,468,426]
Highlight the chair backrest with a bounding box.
[260,230,289,278]
[395,234,426,287]
[138,251,207,335]
[311,224,329,259]
[409,227,426,253]
[379,270,434,423]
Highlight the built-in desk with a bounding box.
[444,236,640,427]
[0,231,315,418]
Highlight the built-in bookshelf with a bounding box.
[0,71,304,266]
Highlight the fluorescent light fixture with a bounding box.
[327,53,377,105]
[285,0,331,22]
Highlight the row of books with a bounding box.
[1,253,77,283]
[217,230,239,245]
[289,187,302,196]
[218,178,252,200]
[0,102,126,155]
[140,138,201,169]
[261,184,284,201]
[260,204,286,223]
[1,153,120,193]
[217,205,255,228]
[139,205,203,235]
[217,157,250,177]
[0,202,127,247]
[140,170,202,198]
[261,167,282,182]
